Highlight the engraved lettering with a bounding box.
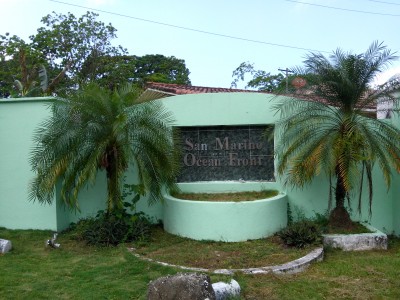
[215,137,229,150]
[184,138,194,151]
[229,152,237,166]
[183,153,195,166]
[178,126,273,182]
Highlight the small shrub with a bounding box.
[71,211,151,246]
[312,212,329,232]
[292,205,307,222]
[287,202,293,225]
[66,217,96,239]
[74,211,151,246]
[70,183,152,246]
[278,220,322,248]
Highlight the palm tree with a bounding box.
[274,41,400,228]
[29,83,180,213]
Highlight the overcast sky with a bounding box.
[1,0,400,88]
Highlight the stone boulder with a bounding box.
[0,239,12,254]
[147,273,216,300]
[212,279,240,300]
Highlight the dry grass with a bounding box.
[134,226,316,269]
[170,190,279,202]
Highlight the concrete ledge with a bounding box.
[129,247,324,275]
[270,247,324,274]
[322,224,387,251]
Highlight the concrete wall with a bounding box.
[0,97,161,231]
[161,93,398,235]
[163,182,287,242]
[390,114,400,235]
[0,93,399,235]
[0,98,58,230]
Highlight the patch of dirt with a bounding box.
[328,206,354,230]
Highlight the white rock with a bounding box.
[0,239,12,254]
[212,279,240,300]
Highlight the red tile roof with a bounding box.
[144,82,376,111]
[145,82,268,95]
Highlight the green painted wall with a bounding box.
[0,98,162,231]
[0,93,399,235]
[390,114,400,235]
[393,176,400,235]
[160,93,330,223]
[160,93,399,235]
[163,182,287,242]
[177,181,281,193]
[161,92,280,126]
[0,98,58,230]
[62,167,163,226]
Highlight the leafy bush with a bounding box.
[70,183,152,246]
[73,211,151,246]
[312,212,329,232]
[278,220,322,248]
[287,202,293,225]
[67,217,97,239]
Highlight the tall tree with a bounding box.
[78,53,133,89]
[31,11,127,92]
[133,54,191,85]
[274,41,400,228]
[78,54,191,89]
[0,11,125,97]
[1,12,192,97]
[29,83,180,213]
[0,33,48,97]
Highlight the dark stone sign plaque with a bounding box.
[176,125,274,182]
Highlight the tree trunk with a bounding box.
[329,173,354,229]
[105,147,120,214]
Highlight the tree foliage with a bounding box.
[0,12,191,97]
[29,83,180,212]
[0,11,123,97]
[31,11,126,90]
[231,62,285,92]
[0,33,47,97]
[78,54,191,90]
[274,41,400,227]
[133,54,191,85]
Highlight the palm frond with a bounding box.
[30,83,179,212]
[275,41,400,215]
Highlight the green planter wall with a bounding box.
[163,182,287,242]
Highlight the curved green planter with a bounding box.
[163,182,287,242]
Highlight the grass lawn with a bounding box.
[134,226,316,269]
[1,227,400,299]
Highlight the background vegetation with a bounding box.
[0,12,191,98]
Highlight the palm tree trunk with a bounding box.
[106,167,119,214]
[335,174,346,209]
[105,147,120,214]
[329,171,353,229]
